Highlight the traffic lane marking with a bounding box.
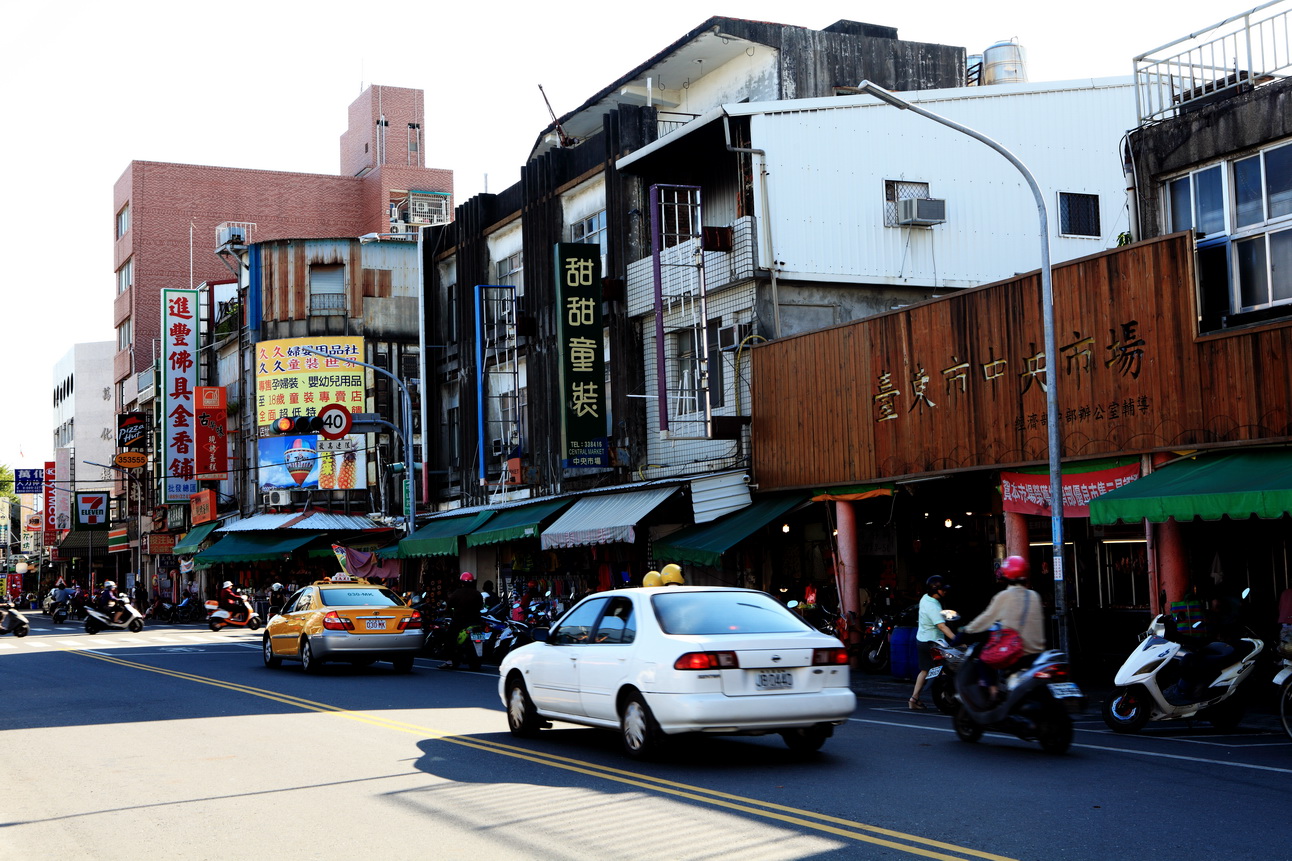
[846,716,1292,774]
[66,648,1013,861]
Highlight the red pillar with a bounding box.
[834,500,861,660]
[1004,510,1029,559]
[1157,518,1188,605]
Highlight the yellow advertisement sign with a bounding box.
[254,337,365,427]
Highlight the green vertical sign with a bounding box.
[554,243,608,468]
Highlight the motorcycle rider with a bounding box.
[97,580,125,625]
[909,575,956,710]
[441,572,482,671]
[960,556,1046,696]
[219,580,243,621]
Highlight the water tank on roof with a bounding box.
[981,38,1028,85]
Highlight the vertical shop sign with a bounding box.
[195,386,229,479]
[554,243,607,468]
[117,412,149,451]
[162,289,200,503]
[43,461,56,545]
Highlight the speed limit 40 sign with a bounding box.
[316,403,353,440]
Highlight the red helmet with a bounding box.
[459,571,476,582]
[998,555,1029,582]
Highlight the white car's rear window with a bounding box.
[652,592,810,635]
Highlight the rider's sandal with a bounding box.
[908,697,927,710]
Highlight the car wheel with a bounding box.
[953,705,983,744]
[262,635,282,668]
[506,677,541,738]
[1102,686,1151,733]
[391,655,414,674]
[930,674,958,715]
[301,638,323,674]
[1037,707,1073,755]
[128,619,144,633]
[780,724,831,753]
[620,692,664,760]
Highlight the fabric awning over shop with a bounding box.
[653,492,809,566]
[193,531,320,564]
[400,512,494,558]
[172,522,220,555]
[56,530,110,552]
[811,484,893,502]
[1090,449,1292,525]
[466,499,573,547]
[541,486,679,549]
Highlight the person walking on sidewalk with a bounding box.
[909,576,955,710]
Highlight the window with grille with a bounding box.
[884,180,930,227]
[659,187,699,249]
[1059,192,1101,237]
[495,252,524,296]
[309,264,346,315]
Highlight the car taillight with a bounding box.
[673,651,739,670]
[398,610,421,631]
[812,648,849,666]
[322,611,353,631]
[1036,664,1068,680]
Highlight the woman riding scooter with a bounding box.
[960,555,1046,690]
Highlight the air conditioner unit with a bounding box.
[263,490,291,507]
[718,322,753,351]
[217,225,248,247]
[896,197,947,226]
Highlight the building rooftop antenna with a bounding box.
[538,85,577,148]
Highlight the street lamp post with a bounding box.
[854,81,1068,656]
[298,346,415,536]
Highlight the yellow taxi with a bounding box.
[262,574,422,673]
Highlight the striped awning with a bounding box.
[540,486,679,549]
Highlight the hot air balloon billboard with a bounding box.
[257,435,367,490]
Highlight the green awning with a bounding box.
[399,511,494,558]
[1090,450,1292,525]
[466,499,573,547]
[172,522,220,556]
[653,492,809,567]
[193,530,320,563]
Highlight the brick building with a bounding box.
[110,84,452,409]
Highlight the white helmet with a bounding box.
[271,582,284,592]
[103,580,116,589]
[222,580,233,589]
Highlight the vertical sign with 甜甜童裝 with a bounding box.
[554,243,608,469]
[161,289,201,503]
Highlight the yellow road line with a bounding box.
[72,648,1015,861]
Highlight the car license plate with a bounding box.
[926,666,942,679]
[1049,682,1082,698]
[364,619,385,631]
[755,671,793,690]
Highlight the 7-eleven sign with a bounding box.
[76,493,109,529]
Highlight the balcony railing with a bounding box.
[657,111,701,138]
[1135,0,1292,124]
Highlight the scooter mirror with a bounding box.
[1241,587,1251,600]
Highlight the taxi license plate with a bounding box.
[364,619,386,631]
[1049,682,1083,698]
[755,671,793,690]
[926,666,942,679]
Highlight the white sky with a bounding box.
[0,0,1242,469]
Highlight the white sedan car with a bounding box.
[497,586,856,758]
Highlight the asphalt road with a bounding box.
[3,616,1289,861]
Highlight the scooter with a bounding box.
[0,602,31,637]
[51,599,70,625]
[1274,650,1292,742]
[952,637,1083,754]
[84,598,145,634]
[1103,607,1263,734]
[205,592,262,631]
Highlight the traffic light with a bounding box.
[272,415,324,435]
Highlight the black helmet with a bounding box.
[925,575,950,595]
